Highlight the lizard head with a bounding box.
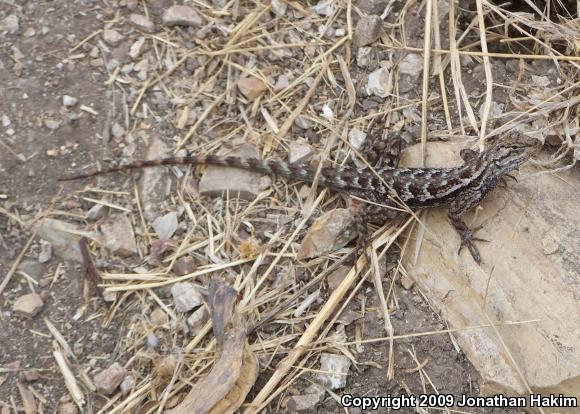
[482,132,541,174]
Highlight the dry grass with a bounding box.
[8,0,573,412]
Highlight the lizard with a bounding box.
[59,131,541,264]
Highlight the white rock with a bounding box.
[163,5,203,27]
[366,67,392,98]
[288,141,313,164]
[348,128,367,150]
[120,375,135,395]
[111,122,125,138]
[171,282,203,312]
[532,75,550,87]
[62,95,78,107]
[2,114,11,127]
[152,211,178,240]
[294,116,312,129]
[146,333,159,348]
[12,293,44,317]
[38,240,53,264]
[133,57,151,73]
[321,104,333,120]
[317,353,351,389]
[311,0,335,16]
[271,0,287,16]
[103,290,117,302]
[129,37,147,59]
[44,119,61,130]
[1,15,19,34]
[187,306,209,333]
[274,74,290,91]
[399,53,423,77]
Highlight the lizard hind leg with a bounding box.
[353,215,371,272]
[350,200,400,270]
[359,131,405,169]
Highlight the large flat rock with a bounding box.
[401,142,579,403]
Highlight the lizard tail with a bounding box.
[58,155,353,192]
[58,156,205,181]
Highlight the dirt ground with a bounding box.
[1,0,576,413]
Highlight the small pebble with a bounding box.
[44,119,61,131]
[128,14,155,33]
[111,122,125,139]
[62,95,78,107]
[38,240,52,264]
[120,375,135,395]
[1,15,19,34]
[187,306,209,332]
[2,114,11,127]
[171,282,203,312]
[150,307,168,326]
[12,293,44,317]
[94,363,126,395]
[103,29,124,46]
[163,5,203,27]
[146,333,159,349]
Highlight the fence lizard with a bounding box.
[60,132,540,264]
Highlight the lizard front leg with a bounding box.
[447,197,491,264]
[447,212,483,264]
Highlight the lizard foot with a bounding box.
[457,227,489,264]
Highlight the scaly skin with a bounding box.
[60,132,540,263]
